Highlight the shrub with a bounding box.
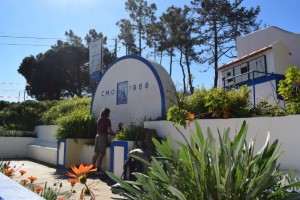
[52,98,96,139]
[114,123,144,141]
[0,100,51,131]
[42,98,90,125]
[167,85,251,124]
[108,121,300,199]
[55,108,96,139]
[167,105,189,127]
[186,86,209,116]
[205,85,250,118]
[278,66,300,114]
[0,97,96,139]
[250,100,286,117]
[0,130,36,137]
[0,100,10,110]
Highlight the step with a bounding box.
[27,140,57,165]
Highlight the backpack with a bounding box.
[122,149,147,181]
[142,128,158,156]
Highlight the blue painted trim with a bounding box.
[56,138,66,169]
[228,73,285,106]
[233,73,284,88]
[109,140,129,176]
[232,73,283,88]
[109,143,114,173]
[91,55,166,117]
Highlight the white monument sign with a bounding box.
[91,55,177,129]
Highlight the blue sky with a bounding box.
[0,0,299,102]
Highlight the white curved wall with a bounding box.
[148,60,177,110]
[91,55,176,130]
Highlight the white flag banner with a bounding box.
[89,39,102,82]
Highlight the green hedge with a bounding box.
[55,107,96,139]
[0,98,96,139]
[0,100,53,131]
[167,85,286,127]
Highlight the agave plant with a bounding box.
[107,121,300,200]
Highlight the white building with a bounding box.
[218,26,300,107]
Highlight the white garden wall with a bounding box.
[64,139,94,168]
[80,144,111,171]
[144,115,300,172]
[2,116,300,173]
[34,125,58,142]
[26,125,58,165]
[0,126,58,165]
[0,137,36,158]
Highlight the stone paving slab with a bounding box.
[6,159,121,200]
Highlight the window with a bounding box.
[241,66,248,74]
[249,55,267,78]
[221,55,267,87]
[227,78,234,83]
[222,68,234,86]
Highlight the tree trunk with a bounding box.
[138,18,142,56]
[213,19,218,88]
[179,50,186,94]
[185,51,194,94]
[169,48,173,77]
[159,51,163,65]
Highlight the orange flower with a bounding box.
[57,197,66,200]
[34,186,43,193]
[188,113,195,121]
[5,168,14,177]
[21,179,29,185]
[19,169,26,176]
[28,176,37,183]
[68,178,78,186]
[3,161,10,169]
[67,164,96,184]
[187,113,195,127]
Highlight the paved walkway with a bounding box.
[7,159,121,200]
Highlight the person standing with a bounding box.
[92,108,115,174]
